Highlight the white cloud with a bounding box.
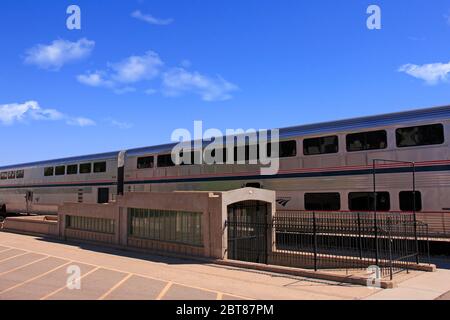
[110,51,163,83]
[67,117,96,127]
[398,62,450,85]
[77,50,238,101]
[24,38,95,70]
[131,10,173,25]
[76,71,114,88]
[77,51,163,94]
[162,68,238,101]
[0,100,95,127]
[144,88,157,95]
[105,118,133,129]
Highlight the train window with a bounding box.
[7,171,15,179]
[280,140,297,158]
[179,151,201,165]
[304,135,339,155]
[346,130,387,152]
[396,124,444,148]
[94,162,107,173]
[245,182,261,188]
[0,172,7,180]
[137,156,154,169]
[304,193,341,211]
[16,170,24,179]
[157,154,175,167]
[55,166,65,176]
[348,192,390,211]
[67,164,78,175]
[399,191,422,212]
[264,140,297,158]
[44,167,54,176]
[79,163,92,174]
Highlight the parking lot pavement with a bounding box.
[3,231,437,300]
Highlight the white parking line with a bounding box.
[98,273,133,300]
[40,266,101,300]
[0,260,73,295]
[0,256,49,277]
[156,282,173,300]
[0,252,31,264]
[2,243,253,300]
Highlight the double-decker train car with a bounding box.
[1,105,450,235]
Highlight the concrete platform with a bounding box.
[0,232,449,300]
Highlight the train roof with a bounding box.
[1,104,450,170]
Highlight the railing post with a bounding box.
[388,218,393,281]
[412,162,419,264]
[313,211,318,272]
[373,159,379,266]
[357,212,362,260]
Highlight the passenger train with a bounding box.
[1,105,450,232]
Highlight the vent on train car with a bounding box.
[77,189,83,203]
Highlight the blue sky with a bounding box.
[1,0,450,165]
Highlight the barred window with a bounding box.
[129,208,203,246]
[66,216,115,234]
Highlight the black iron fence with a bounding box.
[226,211,430,280]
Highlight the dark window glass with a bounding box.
[67,164,78,175]
[245,182,261,188]
[7,171,15,179]
[305,193,341,211]
[304,135,339,155]
[348,192,390,211]
[157,154,175,167]
[399,191,422,212]
[267,140,297,158]
[137,156,154,169]
[396,124,444,148]
[280,140,297,158]
[44,167,54,176]
[93,162,107,173]
[55,166,65,176]
[16,170,24,179]
[346,130,387,152]
[79,163,91,174]
[1,172,7,180]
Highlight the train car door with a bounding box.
[25,191,33,214]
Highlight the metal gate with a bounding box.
[227,201,269,264]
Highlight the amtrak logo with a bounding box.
[276,197,291,207]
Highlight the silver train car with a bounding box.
[1,105,450,232]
